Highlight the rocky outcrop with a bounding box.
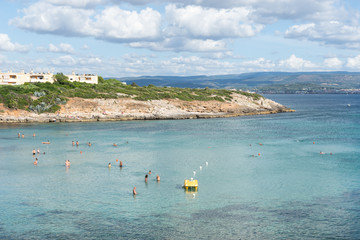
[0,93,294,123]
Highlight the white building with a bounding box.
[0,70,98,85]
[67,71,98,84]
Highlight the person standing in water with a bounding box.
[145,174,148,183]
[133,187,137,195]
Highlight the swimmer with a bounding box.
[33,133,36,137]
[88,142,91,146]
[32,149,36,156]
[320,152,325,155]
[133,187,137,195]
[18,133,20,138]
[76,141,79,146]
[33,158,38,165]
[108,163,111,168]
[148,170,152,175]
[145,174,148,183]
[22,134,24,138]
[72,141,75,146]
[119,161,123,168]
[37,148,40,154]
[65,160,71,167]
[156,175,160,182]
[113,143,117,146]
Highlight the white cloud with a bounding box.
[285,21,360,49]
[51,55,77,66]
[165,4,262,39]
[129,38,227,52]
[242,57,276,70]
[323,57,342,69]
[93,6,161,41]
[10,2,161,42]
[0,34,29,52]
[278,54,316,70]
[0,54,7,64]
[46,0,107,8]
[346,55,360,69]
[37,43,75,53]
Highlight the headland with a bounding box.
[0,93,294,123]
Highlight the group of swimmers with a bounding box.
[32,147,45,165]
[27,133,162,196]
[133,170,160,195]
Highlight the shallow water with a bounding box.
[0,94,359,239]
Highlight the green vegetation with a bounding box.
[0,77,263,113]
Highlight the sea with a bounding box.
[0,94,359,240]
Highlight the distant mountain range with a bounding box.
[110,72,360,94]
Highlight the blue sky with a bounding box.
[1,0,360,77]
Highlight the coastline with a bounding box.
[0,93,295,123]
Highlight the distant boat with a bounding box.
[347,104,351,107]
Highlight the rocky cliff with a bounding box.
[0,93,294,123]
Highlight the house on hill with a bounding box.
[0,70,98,85]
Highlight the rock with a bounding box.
[0,94,294,123]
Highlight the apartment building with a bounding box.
[0,70,98,85]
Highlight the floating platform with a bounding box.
[184,179,198,190]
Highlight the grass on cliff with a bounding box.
[0,77,263,113]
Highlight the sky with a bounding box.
[1,0,360,77]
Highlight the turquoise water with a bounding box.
[0,94,359,239]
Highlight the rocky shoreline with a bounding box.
[0,93,294,123]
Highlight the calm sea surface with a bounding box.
[0,94,359,239]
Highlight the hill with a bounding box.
[0,78,293,122]
[115,72,360,94]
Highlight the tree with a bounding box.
[131,82,138,87]
[98,76,105,84]
[54,73,70,85]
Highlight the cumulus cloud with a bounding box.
[346,55,360,69]
[241,57,276,70]
[323,57,342,69]
[10,2,161,42]
[285,21,360,49]
[46,0,107,8]
[93,6,161,41]
[51,55,77,66]
[0,34,29,52]
[37,43,75,53]
[278,54,316,70]
[129,38,227,52]
[165,4,262,39]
